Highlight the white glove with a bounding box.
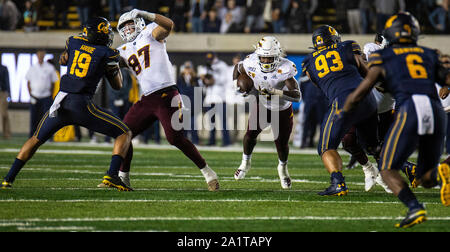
[258,82,283,96]
[258,81,274,95]
[130,9,156,21]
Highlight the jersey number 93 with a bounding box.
[315,50,344,78]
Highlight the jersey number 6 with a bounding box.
[406,54,428,79]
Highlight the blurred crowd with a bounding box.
[0,0,449,34]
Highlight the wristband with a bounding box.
[140,11,156,21]
[273,89,283,96]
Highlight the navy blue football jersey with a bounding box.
[60,36,120,96]
[368,45,441,107]
[302,40,363,103]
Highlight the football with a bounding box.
[237,73,254,94]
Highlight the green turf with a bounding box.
[0,136,449,232]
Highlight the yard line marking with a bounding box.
[0,198,442,205]
[2,216,450,222]
[0,222,32,227]
[3,186,436,195]
[17,226,95,231]
[0,148,113,155]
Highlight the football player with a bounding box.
[99,9,220,191]
[1,17,133,191]
[233,36,300,189]
[343,12,450,228]
[302,25,381,196]
[343,33,419,192]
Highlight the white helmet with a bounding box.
[117,11,146,42]
[254,36,283,73]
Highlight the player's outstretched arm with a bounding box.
[131,9,174,42]
[152,14,174,41]
[343,66,382,113]
[106,62,123,90]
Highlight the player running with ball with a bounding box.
[233,36,301,189]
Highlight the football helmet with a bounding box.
[82,17,114,47]
[254,36,283,73]
[117,11,146,42]
[312,25,341,50]
[383,12,420,45]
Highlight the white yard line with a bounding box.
[0,198,442,205]
[7,142,443,159]
[2,216,450,223]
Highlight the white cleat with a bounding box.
[278,163,292,189]
[362,162,377,192]
[234,160,251,180]
[201,165,220,191]
[376,173,392,193]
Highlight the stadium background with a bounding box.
[0,0,449,140]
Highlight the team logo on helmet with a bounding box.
[98,22,111,34]
[316,36,323,46]
[383,12,420,45]
[328,26,337,36]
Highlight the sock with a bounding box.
[107,155,124,177]
[354,151,368,166]
[4,158,26,183]
[331,171,345,183]
[200,165,217,183]
[242,153,252,161]
[278,159,287,166]
[398,186,421,211]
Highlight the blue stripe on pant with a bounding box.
[378,99,446,179]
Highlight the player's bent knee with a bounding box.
[166,132,184,146]
[17,136,42,161]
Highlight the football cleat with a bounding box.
[234,160,251,180]
[402,161,418,188]
[318,176,348,196]
[102,174,133,191]
[277,163,291,189]
[201,166,220,191]
[362,162,377,192]
[280,177,292,189]
[207,179,220,192]
[438,163,450,207]
[376,173,392,193]
[395,206,427,228]
[1,180,12,189]
[97,182,112,188]
[118,171,131,187]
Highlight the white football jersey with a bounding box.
[364,42,395,113]
[117,23,176,96]
[242,53,298,111]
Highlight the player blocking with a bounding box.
[96,9,220,192]
[1,17,133,191]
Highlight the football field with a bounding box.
[0,137,449,233]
